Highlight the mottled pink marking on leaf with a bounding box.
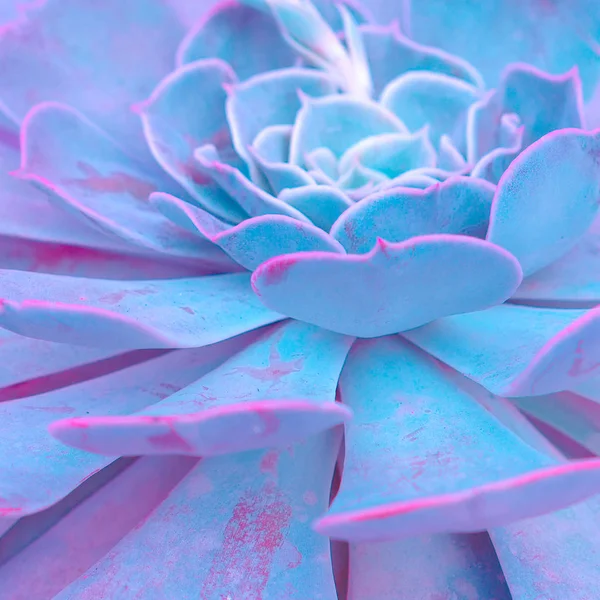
[99,286,157,304]
[231,342,303,383]
[303,491,317,505]
[200,488,292,599]
[5,241,148,276]
[254,255,298,288]
[146,420,195,453]
[209,126,233,150]
[67,162,156,200]
[0,507,22,517]
[260,450,279,476]
[179,159,213,186]
[254,407,281,436]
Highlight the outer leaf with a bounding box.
[405,0,600,98]
[176,0,295,79]
[315,337,600,542]
[487,128,600,276]
[0,0,187,158]
[403,304,600,397]
[360,22,483,98]
[468,64,584,162]
[251,235,522,337]
[0,108,134,253]
[0,338,251,518]
[153,193,344,271]
[0,456,198,599]
[51,321,353,456]
[138,59,248,223]
[0,270,284,348]
[474,391,600,600]
[55,432,341,599]
[513,212,600,306]
[348,534,510,599]
[513,391,600,456]
[17,103,216,261]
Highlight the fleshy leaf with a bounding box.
[360,22,483,97]
[513,212,600,306]
[279,185,352,231]
[513,391,600,456]
[338,129,436,178]
[250,126,315,194]
[51,321,353,456]
[266,0,359,94]
[379,166,464,189]
[0,0,186,158]
[304,147,339,180]
[487,128,600,276]
[0,330,116,391]
[468,64,584,161]
[137,59,249,223]
[466,92,522,164]
[238,0,368,29]
[380,71,481,153]
[0,339,250,518]
[492,501,600,600]
[0,270,284,348]
[336,161,386,192]
[0,456,198,599]
[0,235,239,280]
[226,68,337,167]
[331,177,495,253]
[437,135,467,171]
[405,0,600,98]
[0,108,138,254]
[250,152,315,195]
[403,304,600,397]
[338,4,373,98]
[474,394,600,600]
[314,337,600,542]
[153,193,344,270]
[376,172,439,190]
[176,0,295,80]
[252,125,293,163]
[251,235,522,337]
[348,535,510,599]
[55,432,341,599]
[17,103,218,261]
[471,126,524,185]
[194,145,311,222]
[289,94,407,166]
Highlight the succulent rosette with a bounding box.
[1,0,600,598]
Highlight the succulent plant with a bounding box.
[1,1,600,598]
